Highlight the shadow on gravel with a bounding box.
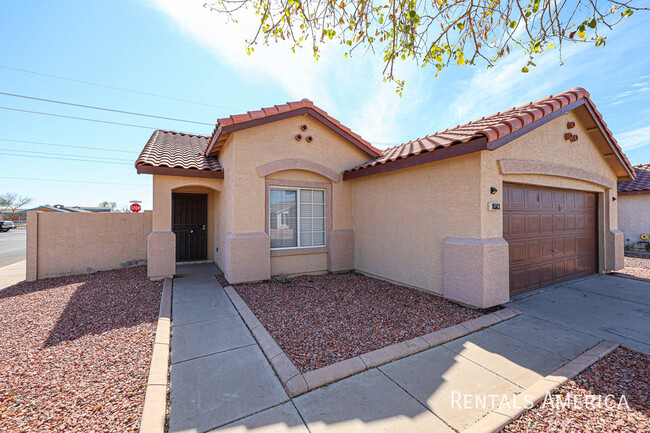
[0,266,163,348]
[42,266,161,347]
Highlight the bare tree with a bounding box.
[207,0,647,91]
[0,193,33,219]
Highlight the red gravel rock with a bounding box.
[0,266,162,432]
[233,272,485,372]
[617,253,650,280]
[501,347,650,433]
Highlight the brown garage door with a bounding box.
[503,183,598,295]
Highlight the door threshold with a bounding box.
[176,260,213,265]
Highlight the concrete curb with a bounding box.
[139,277,172,433]
[224,284,520,397]
[461,340,620,433]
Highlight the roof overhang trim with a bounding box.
[343,97,635,181]
[205,107,382,159]
[136,165,224,179]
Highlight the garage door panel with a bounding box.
[526,214,540,233]
[511,269,527,293]
[540,239,554,258]
[526,266,541,290]
[540,263,554,284]
[566,214,576,230]
[553,214,565,232]
[509,214,526,235]
[525,188,540,208]
[526,240,540,260]
[505,184,597,295]
[565,257,577,275]
[565,237,576,254]
[552,238,565,255]
[540,214,554,233]
[509,185,526,208]
[510,241,526,263]
[565,192,576,209]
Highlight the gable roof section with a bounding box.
[618,163,650,195]
[205,99,382,158]
[135,130,224,179]
[343,88,634,181]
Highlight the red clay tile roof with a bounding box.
[344,87,634,177]
[206,99,382,158]
[618,163,650,192]
[135,130,222,172]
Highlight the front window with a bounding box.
[270,187,325,249]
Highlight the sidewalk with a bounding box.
[0,260,26,290]
[169,264,605,433]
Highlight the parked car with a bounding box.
[0,220,15,232]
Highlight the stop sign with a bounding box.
[130,203,141,213]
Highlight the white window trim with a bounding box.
[269,186,326,250]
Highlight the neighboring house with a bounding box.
[135,87,634,308]
[617,163,650,250]
[2,205,112,223]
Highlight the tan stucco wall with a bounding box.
[618,194,650,246]
[26,211,152,280]
[350,153,482,295]
[348,107,624,304]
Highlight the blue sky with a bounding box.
[1,1,648,210]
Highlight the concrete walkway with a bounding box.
[0,260,25,290]
[169,267,648,433]
[169,264,290,433]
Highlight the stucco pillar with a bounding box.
[147,231,176,279]
[443,237,510,308]
[26,210,38,281]
[327,230,354,272]
[224,232,270,284]
[607,229,625,271]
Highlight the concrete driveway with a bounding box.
[0,227,26,268]
[508,274,650,354]
[169,268,649,433]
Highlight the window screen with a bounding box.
[270,188,325,249]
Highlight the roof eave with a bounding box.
[343,136,489,180]
[136,164,225,179]
[206,107,382,159]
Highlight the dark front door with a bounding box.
[172,193,207,262]
[504,183,598,295]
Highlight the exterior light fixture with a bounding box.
[490,187,498,194]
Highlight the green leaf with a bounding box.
[588,18,597,29]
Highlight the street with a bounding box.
[0,227,26,268]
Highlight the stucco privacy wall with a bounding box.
[618,195,650,245]
[26,211,152,281]
[222,115,370,282]
[348,107,624,307]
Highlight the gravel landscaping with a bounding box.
[0,266,162,432]
[233,272,486,372]
[501,347,649,433]
[617,252,650,280]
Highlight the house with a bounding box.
[617,163,650,250]
[135,87,634,308]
